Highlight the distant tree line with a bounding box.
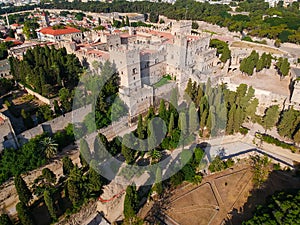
[32,0,300,44]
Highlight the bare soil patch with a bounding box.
[163,164,253,225]
[160,162,300,225]
[230,71,290,96]
[231,41,285,55]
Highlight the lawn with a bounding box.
[153,75,172,88]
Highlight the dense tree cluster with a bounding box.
[169,147,204,186]
[120,89,196,164]
[9,45,82,98]
[250,155,270,188]
[262,105,280,132]
[0,214,13,225]
[32,0,300,44]
[79,61,127,130]
[209,39,231,63]
[244,189,300,224]
[185,79,258,137]
[208,156,234,173]
[0,78,14,96]
[123,185,139,220]
[22,21,39,39]
[0,124,74,184]
[0,42,13,60]
[12,153,106,224]
[276,57,290,78]
[277,108,300,144]
[240,51,271,75]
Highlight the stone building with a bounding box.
[291,80,300,110]
[37,26,83,42]
[0,59,11,78]
[66,21,218,120]
[0,113,19,152]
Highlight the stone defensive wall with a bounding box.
[17,104,92,145]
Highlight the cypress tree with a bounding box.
[280,58,290,77]
[256,55,264,72]
[294,129,300,144]
[158,99,168,122]
[226,106,236,134]
[234,107,243,132]
[179,112,187,136]
[14,175,32,206]
[195,85,204,107]
[168,112,175,136]
[0,214,13,225]
[262,105,280,132]
[16,202,35,225]
[122,144,135,164]
[200,109,208,129]
[123,185,138,219]
[148,120,158,150]
[88,160,103,193]
[245,98,258,122]
[62,156,74,176]
[80,138,91,168]
[44,190,57,220]
[137,114,144,139]
[153,167,163,195]
[67,181,81,207]
[188,102,198,134]
[126,16,130,26]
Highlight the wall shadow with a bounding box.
[224,170,300,225]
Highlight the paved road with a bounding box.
[204,133,300,168]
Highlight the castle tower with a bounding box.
[171,20,192,35]
[109,47,142,91]
[166,34,187,69]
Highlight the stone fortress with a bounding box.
[64,20,218,120]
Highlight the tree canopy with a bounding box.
[243,189,300,225]
[9,45,82,98]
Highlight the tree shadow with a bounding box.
[224,170,300,225]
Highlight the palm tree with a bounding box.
[41,137,58,159]
[150,149,162,164]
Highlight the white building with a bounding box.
[37,26,83,42]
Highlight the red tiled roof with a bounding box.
[4,37,23,46]
[39,26,81,36]
[11,23,20,27]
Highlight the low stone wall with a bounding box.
[17,83,58,106]
[17,104,92,145]
[154,81,177,102]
